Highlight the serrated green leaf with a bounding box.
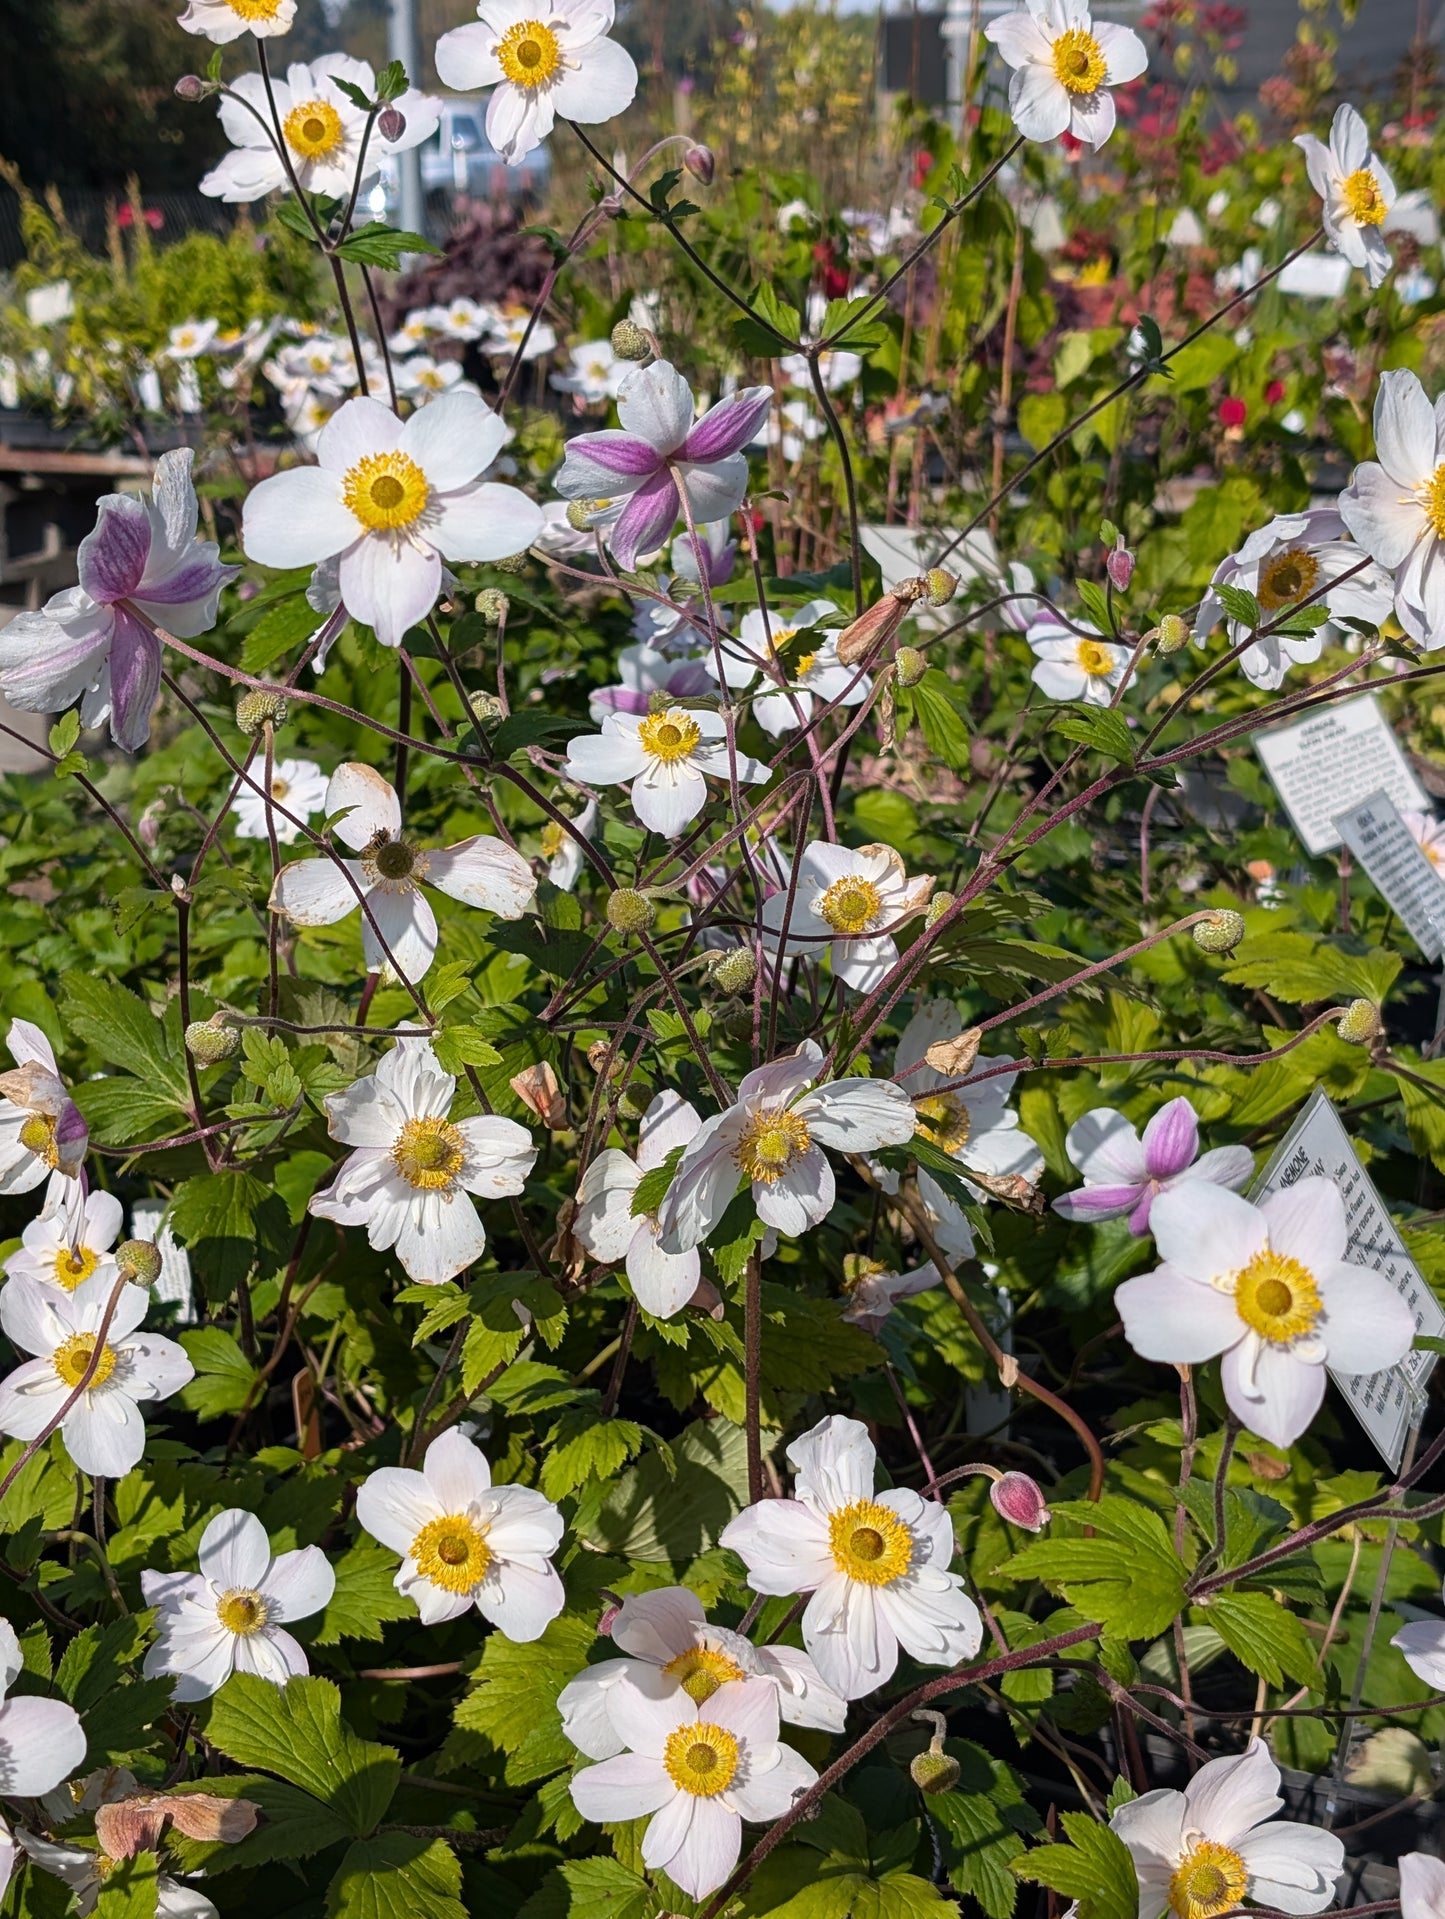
[1013,1813,1137,1919]
[334,224,442,268]
[452,1613,594,1785]
[630,1143,683,1220]
[1202,1589,1317,1688]
[325,1833,465,1919]
[998,1495,1184,1639]
[1052,707,1134,766]
[1215,582,1261,629]
[207,1674,400,1838]
[312,1540,415,1644]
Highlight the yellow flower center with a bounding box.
[216,1587,270,1636]
[270,776,290,801]
[540,822,565,859]
[828,1497,914,1586]
[796,650,818,677]
[819,875,882,936]
[18,1112,60,1167]
[366,832,420,883]
[391,1116,468,1193]
[662,1722,739,1797]
[495,18,563,86]
[52,1332,117,1391]
[637,709,702,764]
[1075,638,1117,677]
[1341,167,1387,226]
[410,1513,491,1592]
[225,0,284,17]
[764,624,797,657]
[1419,463,1445,539]
[1052,26,1107,94]
[1232,1248,1323,1345]
[52,1244,99,1292]
[914,1092,972,1157]
[1168,1841,1250,1919]
[342,451,430,533]
[663,1643,747,1705]
[734,1107,811,1185]
[1256,546,1320,611]
[283,99,346,161]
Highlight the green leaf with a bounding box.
[70,1077,189,1148]
[630,1144,683,1220]
[167,1775,352,1871]
[1214,582,1261,629]
[521,1858,661,1919]
[1013,1813,1138,1919]
[539,1410,643,1500]
[168,1171,289,1303]
[1220,935,1402,1008]
[206,1674,401,1838]
[929,1742,1040,1919]
[335,223,442,268]
[274,195,324,244]
[93,1853,159,1919]
[732,281,801,354]
[1075,580,1113,635]
[61,972,189,1099]
[1203,1590,1317,1688]
[998,1496,1184,1639]
[490,711,590,756]
[325,1834,465,1919]
[819,295,887,351]
[240,592,322,674]
[451,1613,594,1785]
[56,1614,148,1713]
[313,1541,421,1644]
[430,1024,504,1076]
[375,58,408,99]
[577,1417,749,1560]
[1052,707,1135,766]
[48,711,80,758]
[178,1328,259,1420]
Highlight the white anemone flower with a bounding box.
[985,0,1147,150]
[17,1831,217,1919]
[1393,1572,1445,1688]
[840,1258,943,1335]
[310,1031,536,1287]
[201,57,442,203]
[1403,809,1445,876]
[395,356,477,405]
[720,1414,982,1700]
[0,1619,86,1903]
[656,1040,917,1253]
[1026,611,1130,704]
[355,1427,565,1635]
[232,757,328,846]
[541,796,598,890]
[551,339,625,403]
[1110,1737,1344,1919]
[1339,369,1445,647]
[436,0,638,166]
[1295,104,1397,290]
[4,1176,122,1294]
[705,598,870,738]
[270,762,536,984]
[177,0,293,43]
[0,1019,88,1192]
[1194,508,1391,688]
[1052,1096,1253,1236]
[0,1274,193,1477]
[1115,1179,1416,1447]
[1402,1856,1445,1919]
[779,350,862,392]
[388,312,436,355]
[762,842,933,993]
[141,1509,335,1702]
[559,1584,846,1762]
[570,1673,818,1900]
[242,392,543,649]
[563,706,769,838]
[163,319,219,361]
[575,1091,703,1318]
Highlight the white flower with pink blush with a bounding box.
[0,1019,88,1194]
[1401,1854,1445,1919]
[1052,1095,1253,1235]
[1403,810,1445,876]
[575,1091,703,1319]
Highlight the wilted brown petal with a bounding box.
[923,1027,982,1079]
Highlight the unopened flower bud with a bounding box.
[117,1239,163,1287]
[618,1077,656,1119]
[989,1470,1051,1533]
[174,74,208,101]
[596,1601,621,1638]
[924,568,957,608]
[491,550,529,575]
[474,588,509,625]
[1106,541,1135,592]
[566,499,603,531]
[910,1749,961,1795]
[186,1019,241,1064]
[1192,910,1245,955]
[587,1040,624,1077]
[1152,614,1191,656]
[607,888,657,934]
[925,891,955,928]
[235,688,289,734]
[1338,998,1383,1045]
[610,318,651,361]
[377,106,406,142]
[467,691,505,726]
[684,143,715,186]
[894,645,928,687]
[706,946,757,995]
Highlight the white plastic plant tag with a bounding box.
[1254,693,1429,857]
[1333,790,1445,962]
[130,1199,197,1326]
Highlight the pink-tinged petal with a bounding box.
[1185,1144,1255,1192]
[1220,1340,1326,1448]
[679,387,774,464]
[1052,1183,1144,1223]
[1115,1269,1242,1363]
[78,494,150,604]
[675,455,751,528]
[105,607,161,753]
[0,602,111,715]
[616,361,696,453]
[1141,1098,1198,1179]
[338,534,441,650]
[556,432,661,500]
[1065,1107,1148,1184]
[610,469,682,571]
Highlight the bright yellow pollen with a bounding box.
[391,1116,468,1193]
[1051,26,1107,94]
[18,1113,60,1167]
[1420,464,1445,539]
[819,875,882,936]
[52,1245,98,1292]
[225,0,284,17]
[1341,167,1387,226]
[342,451,430,533]
[828,1498,913,1586]
[637,709,702,764]
[52,1333,117,1391]
[765,624,797,657]
[1075,638,1117,677]
[410,1513,491,1593]
[914,1092,972,1157]
[1256,546,1320,612]
[1168,1841,1249,1919]
[283,99,345,161]
[540,822,565,859]
[495,18,563,86]
[796,650,818,677]
[216,1587,270,1636]
[734,1107,811,1185]
[663,1644,747,1705]
[662,1722,739,1797]
[1232,1248,1323,1345]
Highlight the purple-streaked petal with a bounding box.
[129,553,235,608]
[610,469,681,570]
[679,386,773,463]
[1141,1098,1199,1179]
[107,607,162,753]
[1051,1182,1143,1222]
[78,495,151,605]
[565,431,664,479]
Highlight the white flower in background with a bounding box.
[534,498,600,558]
[575,1091,703,1318]
[762,843,932,993]
[483,309,557,361]
[141,1509,334,1701]
[776,198,816,232]
[570,1673,818,1900]
[1052,1095,1253,1235]
[542,796,598,889]
[436,0,638,167]
[1026,611,1129,704]
[177,0,293,43]
[0,1619,86,1903]
[551,339,626,403]
[1111,1738,1344,1919]
[356,1427,564,1634]
[762,398,825,465]
[705,597,871,738]
[267,335,361,398]
[1340,369,1445,647]
[232,757,328,846]
[1115,1179,1416,1447]
[985,0,1148,150]
[657,1040,917,1252]
[4,1176,121,1293]
[310,1031,536,1286]
[0,1273,193,1476]
[428,299,494,343]
[162,319,219,361]
[779,350,863,392]
[25,282,73,327]
[563,706,769,838]
[17,1830,217,1919]
[0,1019,87,1192]
[389,312,436,355]
[720,1415,982,1699]
[270,763,536,982]
[754,640,870,738]
[243,392,543,649]
[840,1258,942,1335]
[1393,1571,1445,1688]
[1403,810,1445,876]
[1296,104,1397,289]
[1194,508,1391,688]
[201,56,442,203]
[559,1584,846,1762]
[1401,1856,1445,1919]
[395,356,477,405]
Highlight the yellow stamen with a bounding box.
[1419,464,1445,539]
[1051,26,1107,94]
[52,1245,99,1292]
[270,777,290,801]
[733,1107,811,1185]
[391,1116,468,1193]
[342,451,430,533]
[1168,1841,1249,1919]
[913,1092,971,1157]
[18,1112,60,1167]
[540,822,565,859]
[663,1644,746,1705]
[52,1332,117,1390]
[224,0,284,17]
[828,1497,913,1586]
[1075,638,1117,677]
[283,99,345,162]
[495,18,563,87]
[1341,168,1387,226]
[662,1722,739,1797]
[1232,1248,1323,1345]
[637,709,702,764]
[819,875,882,936]
[1256,546,1320,611]
[216,1588,270,1636]
[410,1513,491,1592]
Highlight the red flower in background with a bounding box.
[1218,397,1247,428]
[812,241,849,300]
[1265,379,1285,406]
[117,204,163,231]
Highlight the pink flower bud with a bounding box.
[989,1471,1050,1532]
[1105,541,1135,592]
[378,107,406,142]
[684,144,716,186]
[174,75,207,101]
[596,1602,621,1637]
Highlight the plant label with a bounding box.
[1333,790,1445,962]
[1254,693,1429,857]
